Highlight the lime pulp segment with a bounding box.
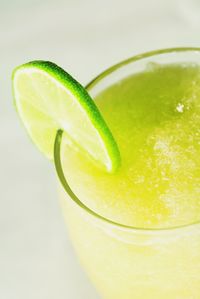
[12,61,120,172]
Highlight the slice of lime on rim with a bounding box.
[12,61,120,172]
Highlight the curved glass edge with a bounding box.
[54,131,200,233]
[54,47,200,233]
[85,47,200,91]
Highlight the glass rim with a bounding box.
[54,47,200,234]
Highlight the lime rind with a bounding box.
[12,61,121,172]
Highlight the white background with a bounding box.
[1,0,200,298]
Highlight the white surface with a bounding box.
[1,0,200,298]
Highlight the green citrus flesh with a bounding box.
[12,61,120,172]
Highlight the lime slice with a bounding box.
[12,61,120,172]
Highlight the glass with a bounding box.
[54,48,200,299]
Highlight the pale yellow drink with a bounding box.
[58,53,200,298]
